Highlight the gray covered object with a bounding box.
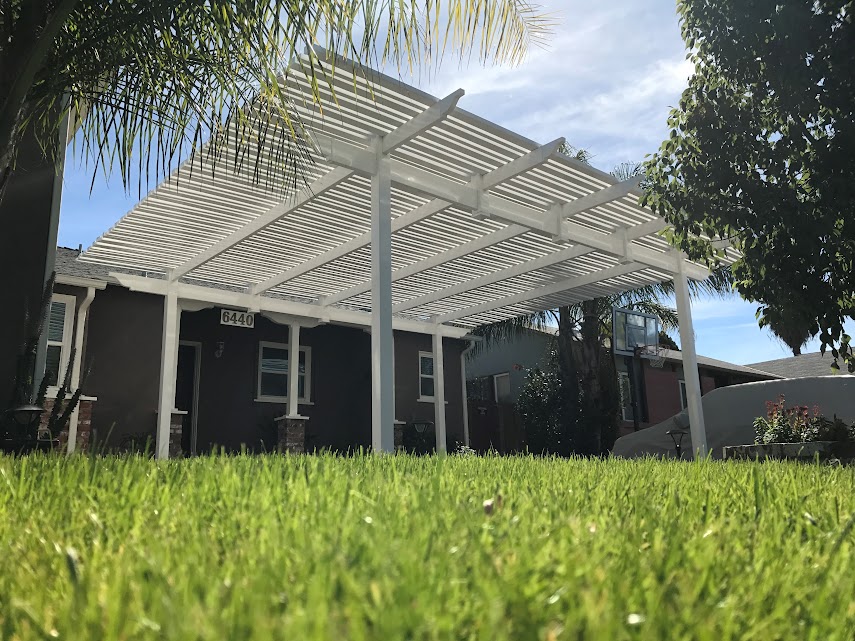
[611,376,855,459]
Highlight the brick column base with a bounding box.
[169,411,185,458]
[275,416,309,453]
[44,397,96,453]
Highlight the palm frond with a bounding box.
[2,1,554,200]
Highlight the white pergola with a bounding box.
[82,52,737,459]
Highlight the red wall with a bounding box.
[620,362,760,435]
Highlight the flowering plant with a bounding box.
[754,396,855,444]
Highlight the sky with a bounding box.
[56,0,851,367]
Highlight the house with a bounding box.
[748,352,845,379]
[33,52,737,459]
[47,247,471,455]
[466,328,778,436]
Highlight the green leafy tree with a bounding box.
[643,0,854,371]
[0,1,551,204]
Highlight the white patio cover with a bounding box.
[79,51,737,458]
[81,53,735,329]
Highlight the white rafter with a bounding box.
[169,166,354,281]
[270,138,710,280]
[81,52,732,337]
[172,88,464,283]
[254,137,566,297]
[435,262,647,324]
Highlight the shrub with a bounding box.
[754,396,855,444]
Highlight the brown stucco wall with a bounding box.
[178,308,466,453]
[393,331,467,450]
[84,286,164,446]
[74,292,466,452]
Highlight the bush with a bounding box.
[517,366,571,455]
[754,396,855,444]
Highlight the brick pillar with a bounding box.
[394,421,404,452]
[169,411,184,458]
[275,415,308,453]
[76,400,93,452]
[42,397,96,453]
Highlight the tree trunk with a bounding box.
[572,299,603,455]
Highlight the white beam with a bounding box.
[435,262,645,324]
[251,198,449,295]
[302,139,707,279]
[322,225,523,307]
[256,137,567,297]
[287,323,301,418]
[391,219,668,313]
[433,332,447,453]
[156,290,181,460]
[382,89,464,153]
[559,175,643,219]
[479,137,565,189]
[109,273,472,339]
[394,244,594,313]
[674,258,708,458]
[170,166,353,280]
[371,146,395,453]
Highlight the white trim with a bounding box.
[492,372,511,403]
[418,351,436,401]
[45,293,76,389]
[109,273,472,339]
[256,340,312,404]
[55,274,107,290]
[178,340,202,456]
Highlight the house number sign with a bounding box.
[220,309,255,328]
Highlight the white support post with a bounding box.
[460,341,475,447]
[67,286,96,454]
[288,323,301,418]
[433,332,447,452]
[156,290,182,460]
[674,259,708,457]
[371,141,395,452]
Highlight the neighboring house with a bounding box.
[467,330,778,434]
[466,327,557,403]
[619,349,779,433]
[46,247,470,455]
[748,352,845,379]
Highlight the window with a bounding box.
[493,372,512,403]
[44,294,75,387]
[256,341,311,403]
[618,371,633,422]
[678,380,688,410]
[419,352,435,399]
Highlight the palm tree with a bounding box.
[475,157,735,455]
[0,1,551,205]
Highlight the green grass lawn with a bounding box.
[1,453,854,640]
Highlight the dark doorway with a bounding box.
[176,342,201,456]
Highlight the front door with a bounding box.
[176,342,200,455]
